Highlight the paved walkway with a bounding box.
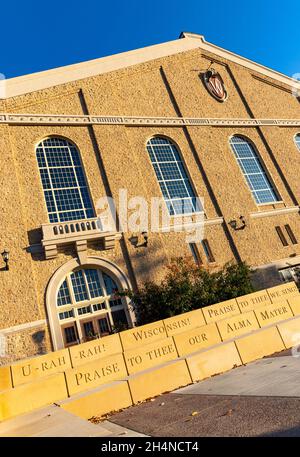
[176,355,300,397]
[110,354,300,437]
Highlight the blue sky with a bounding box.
[1,0,300,79]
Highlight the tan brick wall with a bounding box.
[0,325,52,366]
[1,44,300,362]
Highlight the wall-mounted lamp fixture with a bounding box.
[129,232,149,248]
[1,250,9,271]
[141,232,148,248]
[228,216,246,231]
[128,235,139,247]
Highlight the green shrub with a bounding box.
[121,256,254,325]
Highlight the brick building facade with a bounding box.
[1,32,300,363]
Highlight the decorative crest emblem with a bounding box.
[202,69,227,102]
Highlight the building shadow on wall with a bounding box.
[91,237,168,286]
[27,228,42,246]
[31,330,47,355]
[25,228,44,262]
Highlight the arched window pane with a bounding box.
[229,136,279,204]
[295,134,300,151]
[85,269,103,298]
[57,280,71,307]
[103,273,118,295]
[55,268,128,346]
[36,137,95,223]
[146,137,202,215]
[70,270,89,302]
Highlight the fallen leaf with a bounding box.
[191,411,198,416]
[221,409,234,417]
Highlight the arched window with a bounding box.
[36,137,95,223]
[294,134,300,151]
[56,267,128,346]
[229,136,279,204]
[146,137,202,215]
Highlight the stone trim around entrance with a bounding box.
[45,256,134,351]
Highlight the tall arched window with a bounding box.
[146,137,202,215]
[56,267,128,346]
[36,137,95,223]
[294,134,300,151]
[229,136,279,204]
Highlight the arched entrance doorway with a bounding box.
[46,257,133,350]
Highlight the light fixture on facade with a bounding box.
[228,220,237,230]
[128,235,139,247]
[129,233,148,248]
[1,250,9,271]
[141,232,148,247]
[228,216,246,231]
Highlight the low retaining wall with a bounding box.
[1,281,300,421]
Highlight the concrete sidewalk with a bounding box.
[110,354,300,437]
[0,404,146,437]
[176,354,300,397]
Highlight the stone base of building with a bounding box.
[0,322,52,366]
[252,255,300,290]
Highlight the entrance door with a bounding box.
[98,315,111,337]
[62,323,79,347]
[81,320,97,342]
[80,316,112,341]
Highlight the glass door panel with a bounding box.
[81,320,96,342]
[98,316,111,337]
[62,323,79,347]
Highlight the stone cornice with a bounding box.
[1,113,300,127]
[0,320,47,334]
[250,206,300,219]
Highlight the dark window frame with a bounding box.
[202,239,215,263]
[285,224,298,245]
[189,243,203,266]
[275,226,289,247]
